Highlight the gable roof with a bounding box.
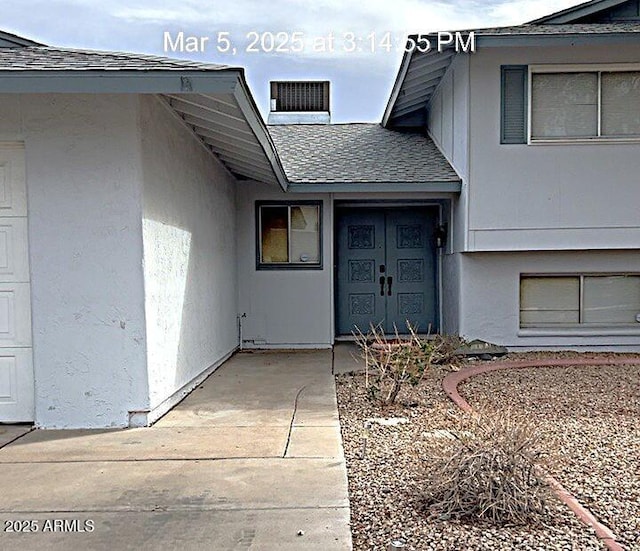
[268,123,461,192]
[528,0,634,24]
[383,0,640,128]
[0,29,44,47]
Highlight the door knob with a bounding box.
[387,276,393,296]
[379,276,385,296]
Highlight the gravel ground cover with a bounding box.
[461,357,640,550]
[336,355,609,551]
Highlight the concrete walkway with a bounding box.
[0,350,352,550]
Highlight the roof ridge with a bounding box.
[418,20,640,36]
[527,0,629,24]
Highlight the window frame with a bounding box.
[519,273,640,329]
[255,200,323,271]
[528,63,640,144]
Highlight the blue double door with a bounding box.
[336,207,438,336]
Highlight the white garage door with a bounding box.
[0,144,33,422]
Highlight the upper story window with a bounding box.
[500,65,640,144]
[531,70,640,141]
[257,201,322,270]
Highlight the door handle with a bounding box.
[379,276,385,296]
[387,276,393,296]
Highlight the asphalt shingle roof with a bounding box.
[268,123,460,184]
[0,46,229,71]
[469,22,640,35]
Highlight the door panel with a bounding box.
[385,209,437,333]
[0,282,32,346]
[336,211,385,335]
[336,207,438,336]
[0,349,34,417]
[0,146,27,216]
[0,218,30,282]
[0,144,33,423]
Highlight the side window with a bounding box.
[520,275,640,328]
[257,202,322,269]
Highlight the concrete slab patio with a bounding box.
[0,350,352,550]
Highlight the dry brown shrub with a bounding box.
[428,334,466,367]
[353,323,435,404]
[422,408,552,525]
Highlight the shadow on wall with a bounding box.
[142,209,238,410]
[139,95,239,410]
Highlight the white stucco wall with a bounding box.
[236,183,333,348]
[0,94,149,428]
[468,44,640,251]
[459,250,640,350]
[139,96,238,414]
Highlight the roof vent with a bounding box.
[268,81,330,124]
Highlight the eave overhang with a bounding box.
[287,181,462,193]
[383,30,640,128]
[0,68,288,190]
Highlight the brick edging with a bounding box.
[441,358,638,551]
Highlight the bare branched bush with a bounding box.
[422,409,552,525]
[353,322,432,404]
[353,323,466,404]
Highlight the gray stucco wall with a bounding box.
[139,96,239,415]
[428,55,470,334]
[441,252,460,335]
[459,250,640,350]
[235,183,333,348]
[236,188,457,345]
[0,94,149,428]
[468,44,640,251]
[428,54,469,183]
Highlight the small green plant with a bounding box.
[422,409,551,525]
[353,322,436,404]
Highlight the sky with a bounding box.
[3,0,588,122]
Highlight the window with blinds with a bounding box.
[520,275,640,327]
[530,70,640,140]
[257,202,322,269]
[270,81,330,112]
